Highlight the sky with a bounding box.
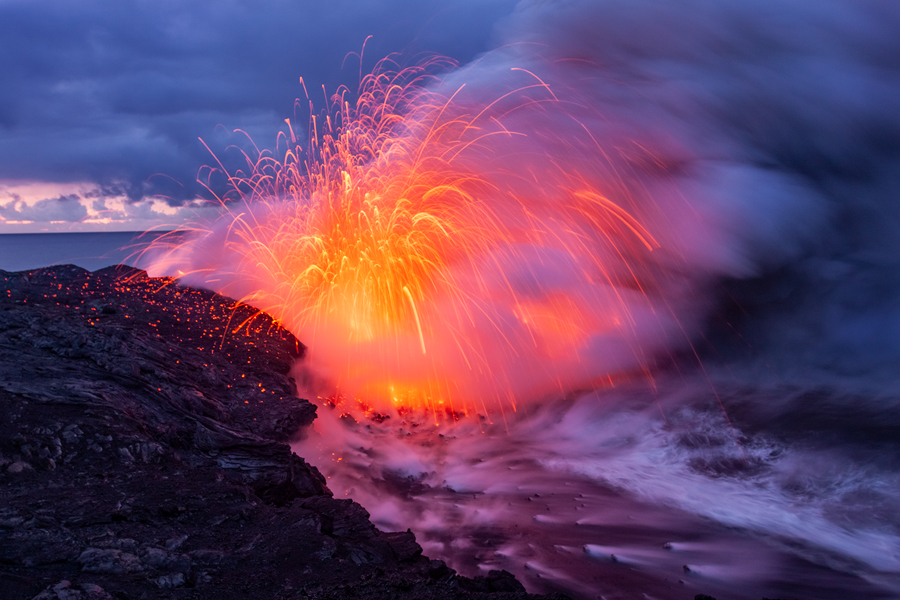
[3,0,897,240]
[0,0,518,233]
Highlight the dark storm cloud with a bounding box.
[0,0,517,202]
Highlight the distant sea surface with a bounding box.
[0,231,171,273]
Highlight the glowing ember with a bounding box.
[147,56,666,417]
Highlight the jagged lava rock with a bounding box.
[0,265,564,600]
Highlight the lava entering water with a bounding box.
[146,55,686,418]
[144,1,900,597]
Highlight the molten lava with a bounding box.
[148,57,665,417]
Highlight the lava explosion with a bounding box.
[147,55,677,417]
[143,1,900,597]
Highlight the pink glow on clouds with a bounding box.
[0,180,224,233]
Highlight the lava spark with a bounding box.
[147,56,664,417]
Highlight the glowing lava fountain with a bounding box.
[147,57,685,417]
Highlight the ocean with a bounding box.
[5,229,900,599]
[0,231,169,273]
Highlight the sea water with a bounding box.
[0,231,169,273]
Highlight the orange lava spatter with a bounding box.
[148,56,661,419]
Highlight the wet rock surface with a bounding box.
[0,265,564,600]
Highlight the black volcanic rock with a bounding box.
[0,265,565,600]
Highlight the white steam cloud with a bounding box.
[151,1,900,598]
[147,0,900,403]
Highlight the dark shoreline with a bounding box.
[0,264,563,600]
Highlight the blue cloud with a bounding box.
[0,194,87,222]
[0,0,517,201]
